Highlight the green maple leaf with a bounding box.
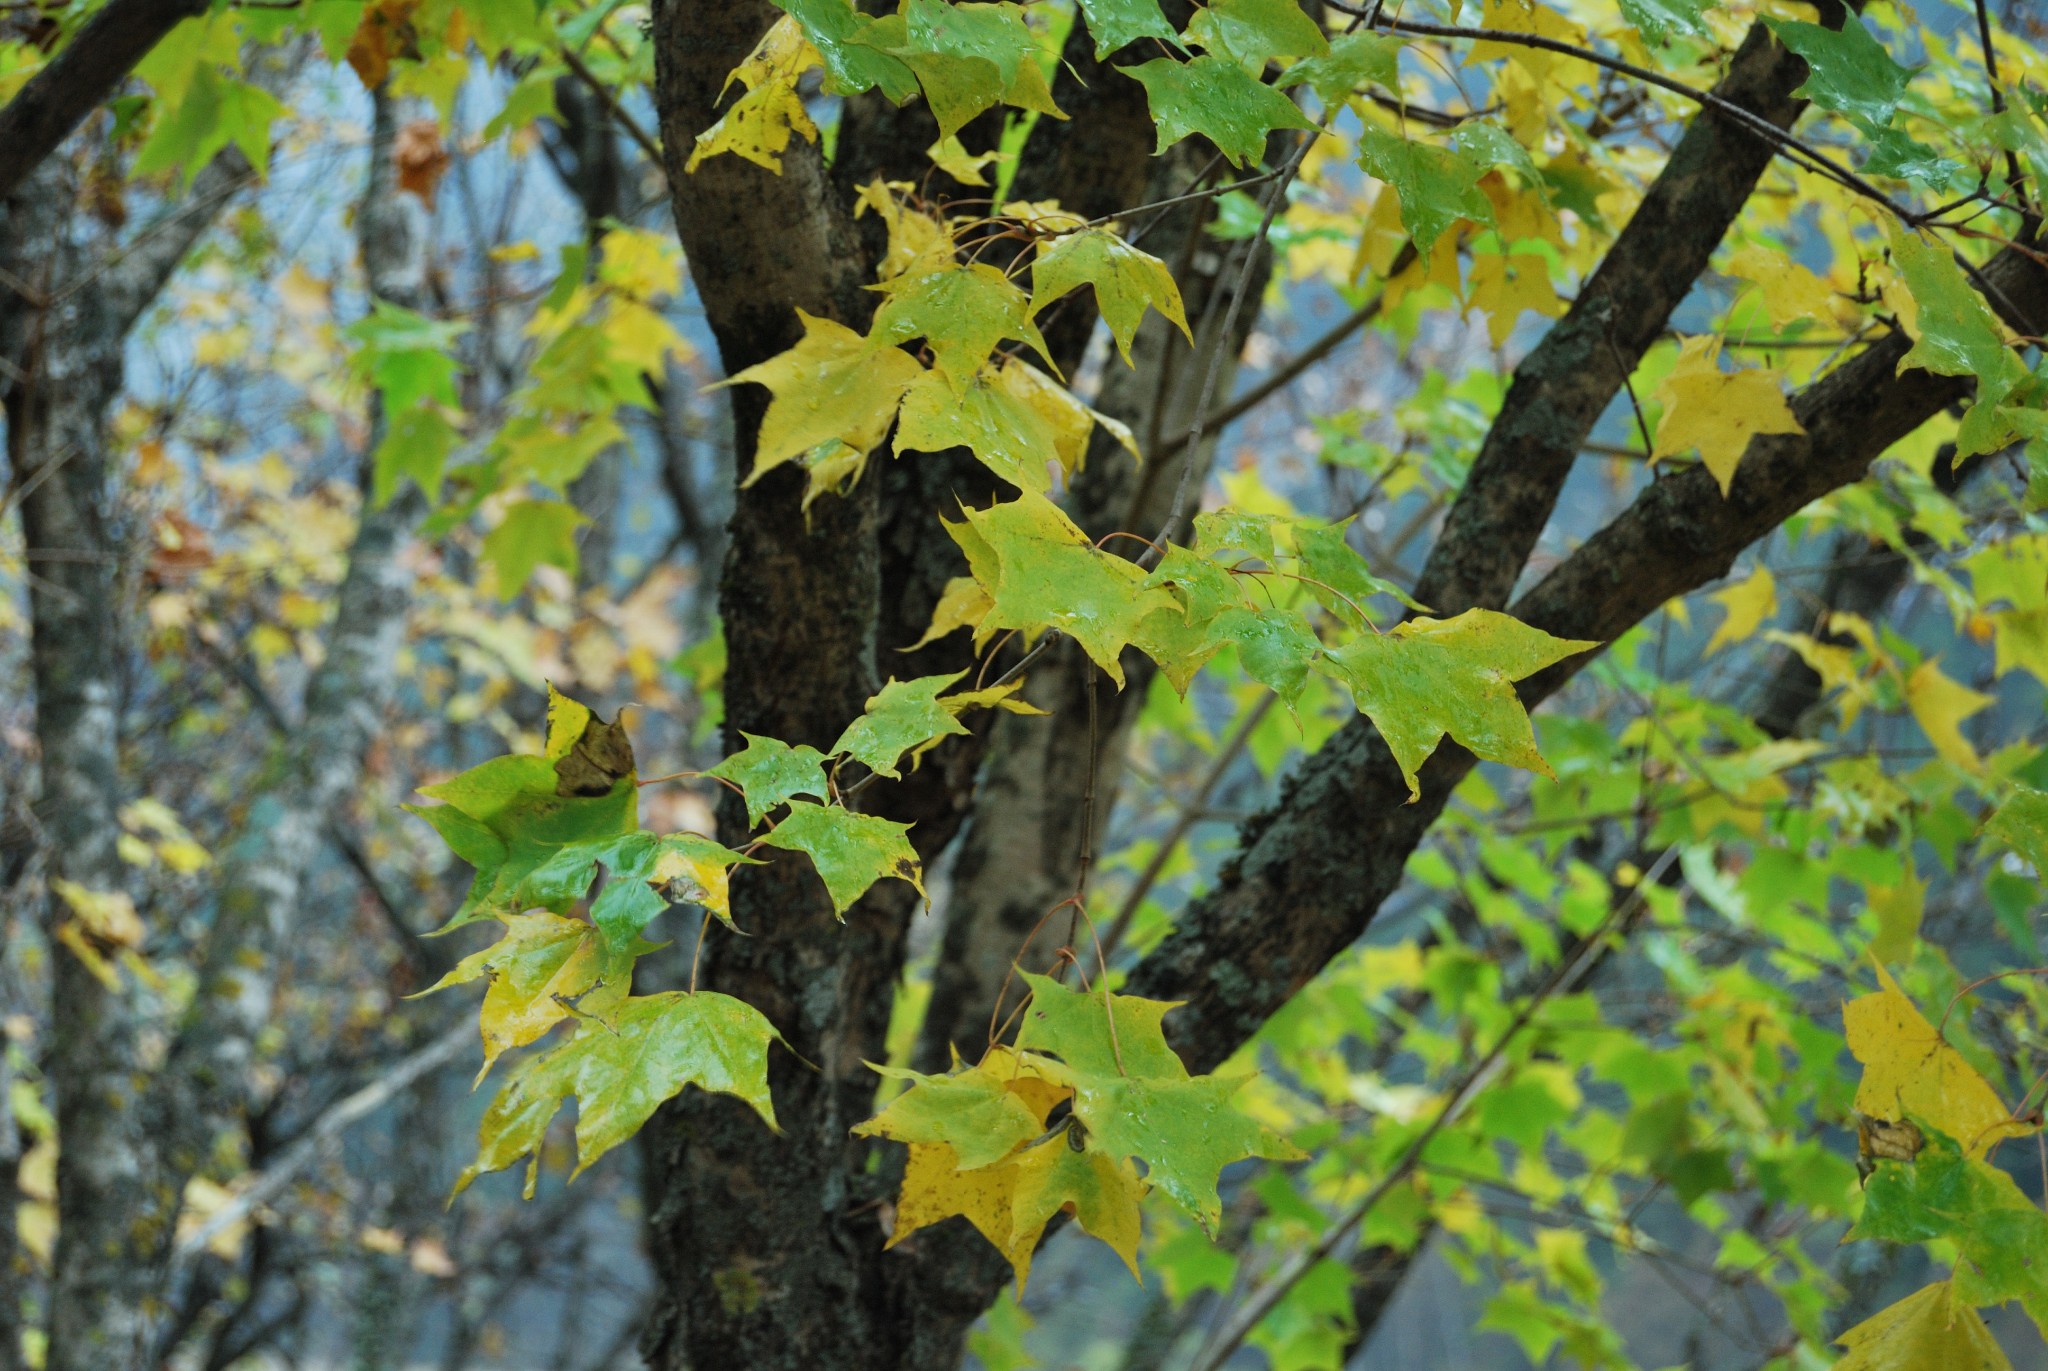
[1987,787,2048,875]
[948,491,1177,686]
[1016,972,1189,1079]
[457,991,785,1194]
[1144,544,1245,626]
[1185,0,1330,67]
[778,0,920,101]
[869,264,1055,392]
[372,403,460,507]
[406,690,638,932]
[1076,0,1180,57]
[708,733,832,827]
[1124,54,1316,168]
[895,368,1061,492]
[759,801,924,915]
[1765,14,1913,129]
[345,301,469,411]
[848,0,1064,139]
[1013,973,1299,1230]
[1888,224,2025,455]
[1292,519,1426,626]
[1318,608,1597,799]
[1029,227,1192,366]
[830,672,972,779]
[1277,30,1401,110]
[482,499,586,599]
[1008,1133,1147,1276]
[1851,1132,2048,1333]
[1208,606,1319,705]
[1616,0,1711,44]
[522,830,753,942]
[855,1060,1048,1169]
[1357,126,1493,255]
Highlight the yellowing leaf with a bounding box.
[686,15,823,174]
[1834,1283,2012,1371]
[869,263,1054,392]
[890,1141,1038,1290]
[1705,564,1776,655]
[458,991,783,1195]
[1904,657,1993,772]
[1464,250,1563,347]
[1029,226,1192,366]
[855,1057,1058,1169]
[1008,1132,1147,1277]
[830,672,972,779]
[759,801,924,915]
[1651,336,1805,496]
[854,178,957,280]
[907,576,992,650]
[720,311,925,482]
[1319,609,1598,800]
[1843,963,2028,1158]
[421,911,630,1075]
[896,368,1061,492]
[948,491,1177,687]
[1726,244,1838,329]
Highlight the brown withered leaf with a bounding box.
[347,0,422,90]
[394,119,450,209]
[553,709,635,797]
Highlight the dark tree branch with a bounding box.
[0,0,206,203]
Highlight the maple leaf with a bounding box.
[1726,244,1838,329]
[1278,30,1400,110]
[889,1141,1039,1289]
[422,912,636,1075]
[1765,13,1914,129]
[1842,963,2031,1158]
[907,575,994,650]
[707,733,831,827]
[1833,1282,2011,1371]
[895,367,1062,492]
[1184,0,1329,67]
[1029,227,1191,366]
[1124,54,1316,168]
[1008,1130,1147,1278]
[759,801,924,915]
[830,672,971,779]
[406,688,638,932]
[1464,250,1563,348]
[1986,787,2048,875]
[458,991,783,1195]
[719,310,925,483]
[1357,127,1493,255]
[855,1056,1058,1169]
[1903,657,1993,773]
[869,264,1053,392]
[686,16,823,174]
[1650,335,1805,496]
[1318,609,1598,800]
[1014,974,1300,1230]
[947,491,1178,687]
[776,0,920,102]
[1075,0,1179,57]
[1705,564,1776,656]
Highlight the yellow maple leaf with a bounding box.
[1705,564,1776,655]
[1465,250,1564,347]
[1835,1282,2012,1371]
[1008,1133,1148,1278]
[889,1142,1040,1290]
[1726,244,1838,330]
[1903,657,1993,772]
[685,16,822,175]
[1842,962,2030,1158]
[1651,336,1805,496]
[718,311,925,483]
